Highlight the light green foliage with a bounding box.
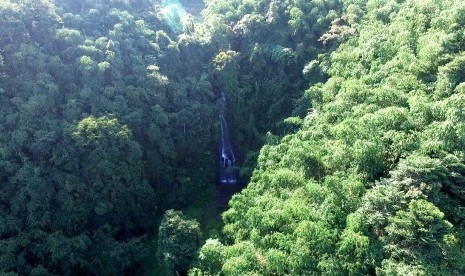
[384,200,451,257]
[193,0,465,275]
[197,239,226,275]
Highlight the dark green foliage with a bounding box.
[0,0,217,274]
[203,0,349,179]
[3,0,465,274]
[157,210,202,274]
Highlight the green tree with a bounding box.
[157,210,202,274]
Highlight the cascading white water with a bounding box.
[219,91,238,184]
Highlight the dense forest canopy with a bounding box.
[193,0,465,275]
[0,0,464,275]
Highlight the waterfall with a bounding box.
[219,90,239,184]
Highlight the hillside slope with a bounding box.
[193,0,465,274]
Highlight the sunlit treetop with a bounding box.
[159,0,188,33]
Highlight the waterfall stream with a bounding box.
[219,91,239,184]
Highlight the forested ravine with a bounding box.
[1,0,337,274]
[3,0,465,275]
